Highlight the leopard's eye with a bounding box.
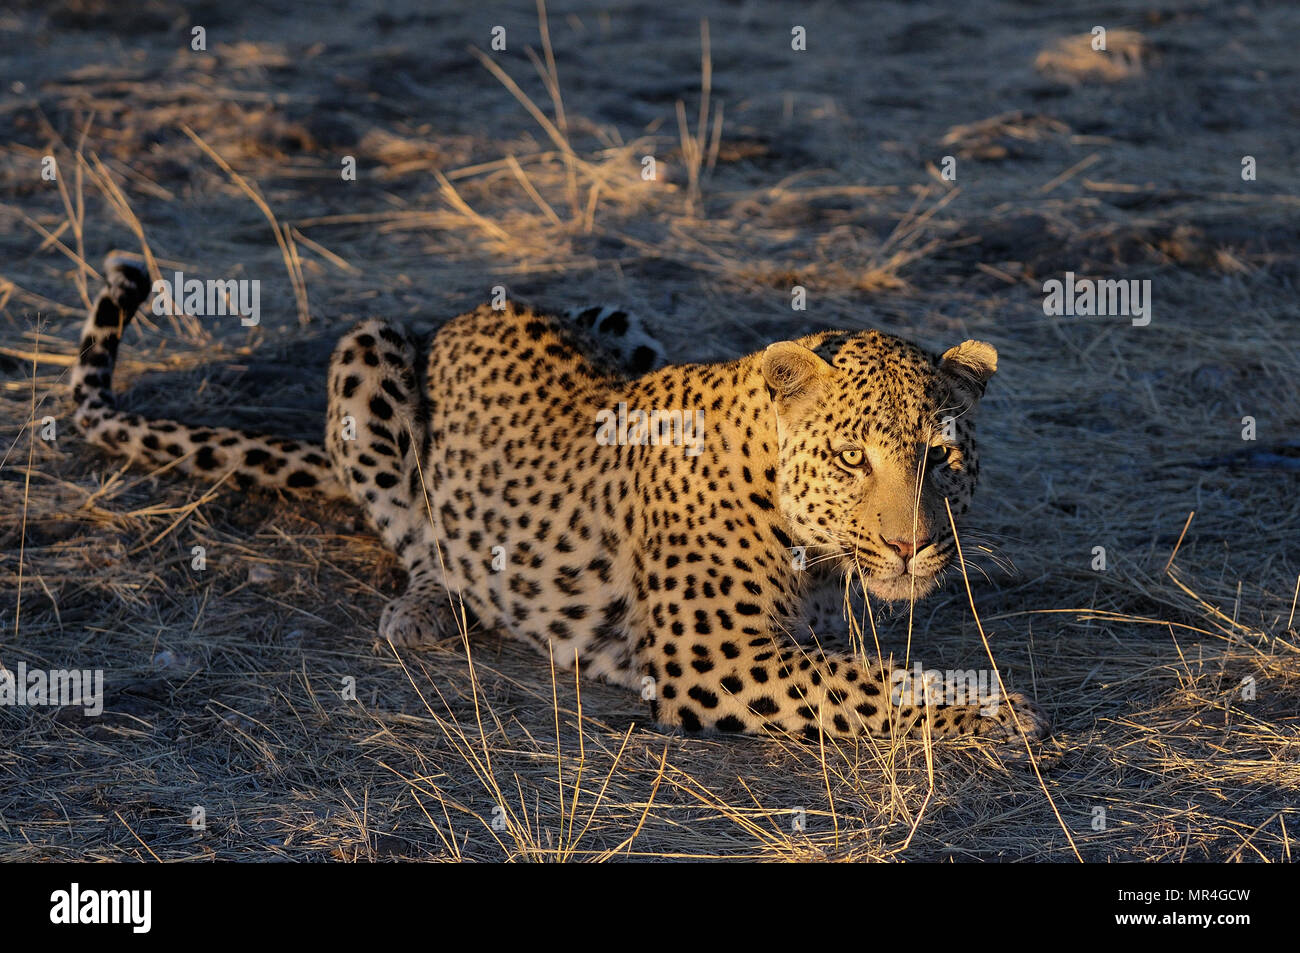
[837,447,868,470]
[927,444,952,466]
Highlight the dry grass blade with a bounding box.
[946,497,1082,862]
[468,46,576,161]
[180,124,311,327]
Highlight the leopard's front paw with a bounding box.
[977,690,1050,742]
[379,594,451,648]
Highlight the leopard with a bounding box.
[72,252,1047,744]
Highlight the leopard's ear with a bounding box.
[761,342,833,402]
[940,340,997,403]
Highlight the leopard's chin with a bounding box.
[863,572,941,603]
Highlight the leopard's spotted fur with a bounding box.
[73,254,1046,743]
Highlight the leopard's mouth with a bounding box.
[861,569,942,602]
[842,540,952,603]
[908,540,954,575]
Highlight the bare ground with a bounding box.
[1,0,1298,861]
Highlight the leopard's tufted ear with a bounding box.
[761,342,833,402]
[939,340,997,403]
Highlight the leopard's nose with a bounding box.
[886,536,929,558]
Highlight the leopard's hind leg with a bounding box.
[325,319,450,647]
[564,305,667,374]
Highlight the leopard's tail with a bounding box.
[72,253,346,498]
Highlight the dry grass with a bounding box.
[2,0,1299,861]
[1034,29,1152,84]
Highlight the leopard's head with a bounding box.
[761,330,997,602]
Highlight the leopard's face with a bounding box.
[762,332,997,603]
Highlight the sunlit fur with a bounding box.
[74,256,1046,742]
[768,331,986,604]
